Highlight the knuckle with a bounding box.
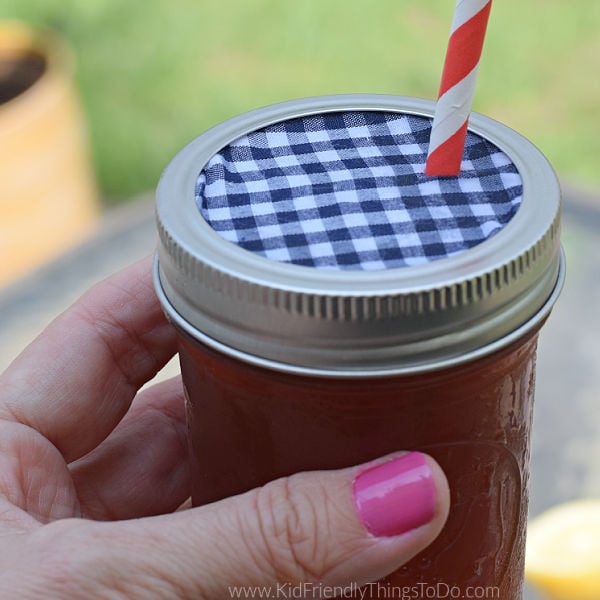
[250,475,332,582]
[28,519,97,598]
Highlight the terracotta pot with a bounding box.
[0,21,98,286]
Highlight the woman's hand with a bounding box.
[0,257,449,599]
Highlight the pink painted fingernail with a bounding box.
[352,452,437,537]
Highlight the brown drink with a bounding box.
[154,95,564,598]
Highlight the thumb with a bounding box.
[31,452,449,598]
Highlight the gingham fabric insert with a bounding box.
[196,111,522,270]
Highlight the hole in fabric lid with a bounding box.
[197,111,522,271]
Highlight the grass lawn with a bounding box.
[1,0,599,202]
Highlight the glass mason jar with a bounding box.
[154,95,564,598]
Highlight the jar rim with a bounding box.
[155,94,564,374]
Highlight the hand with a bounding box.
[0,257,450,599]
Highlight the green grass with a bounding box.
[1,0,599,202]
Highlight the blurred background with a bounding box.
[0,2,599,599]
[2,0,599,203]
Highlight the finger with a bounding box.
[0,256,177,463]
[28,453,449,598]
[0,420,81,525]
[70,377,189,521]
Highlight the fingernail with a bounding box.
[352,452,437,537]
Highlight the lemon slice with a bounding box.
[525,499,600,600]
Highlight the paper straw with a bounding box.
[425,0,493,176]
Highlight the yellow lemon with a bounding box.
[525,499,600,600]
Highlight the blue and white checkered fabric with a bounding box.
[196,111,522,270]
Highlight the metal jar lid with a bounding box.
[154,94,564,377]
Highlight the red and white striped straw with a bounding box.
[425,0,493,177]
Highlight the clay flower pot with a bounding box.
[0,21,98,286]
